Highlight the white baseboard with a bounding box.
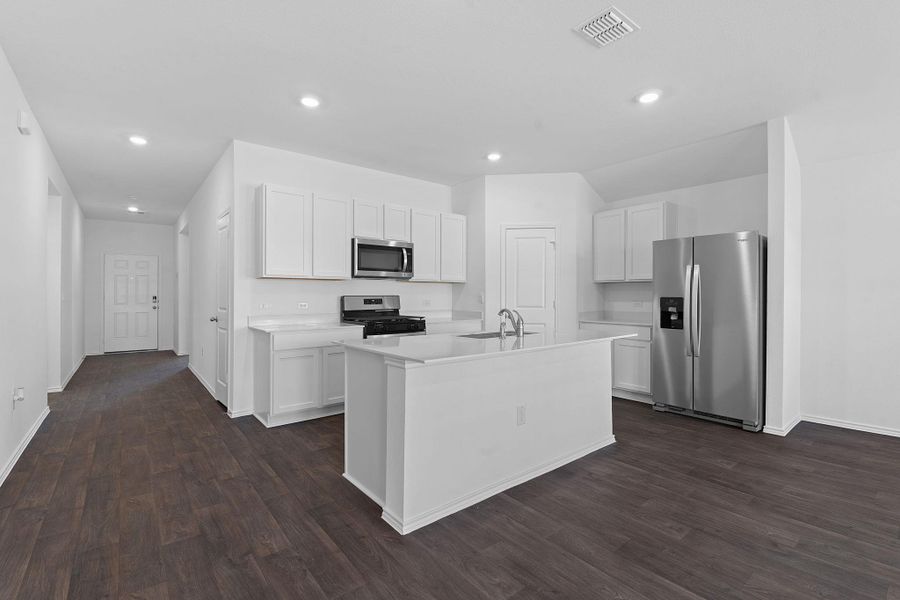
[0,406,50,488]
[613,389,653,404]
[343,472,385,507]
[188,363,216,398]
[763,413,802,437]
[48,353,86,393]
[228,408,253,418]
[802,414,900,439]
[381,434,617,535]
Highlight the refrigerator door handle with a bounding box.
[692,264,701,357]
[684,265,693,356]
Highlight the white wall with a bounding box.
[0,43,83,484]
[765,117,803,435]
[83,219,176,355]
[450,177,486,313]
[800,147,900,434]
[175,224,191,356]
[176,143,234,398]
[480,173,603,337]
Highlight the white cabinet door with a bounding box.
[321,346,346,407]
[625,204,665,281]
[440,213,466,282]
[593,209,626,282]
[384,204,411,241]
[411,209,440,281]
[272,348,321,415]
[612,339,651,394]
[258,185,312,278]
[353,198,384,239]
[313,193,352,278]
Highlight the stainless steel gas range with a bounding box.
[340,295,425,338]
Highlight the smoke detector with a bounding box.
[576,6,640,47]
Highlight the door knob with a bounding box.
[209,316,218,322]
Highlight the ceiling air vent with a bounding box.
[576,6,640,47]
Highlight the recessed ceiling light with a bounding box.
[487,152,502,162]
[127,206,140,213]
[299,95,321,109]
[129,135,148,146]
[636,90,661,104]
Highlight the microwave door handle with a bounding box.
[402,247,408,273]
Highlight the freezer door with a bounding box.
[651,237,693,410]
[692,232,763,426]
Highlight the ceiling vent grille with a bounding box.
[576,6,640,47]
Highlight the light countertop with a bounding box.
[339,330,634,365]
[578,311,652,327]
[247,315,363,334]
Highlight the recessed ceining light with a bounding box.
[299,95,321,109]
[487,152,502,162]
[127,206,140,213]
[129,135,148,146]
[637,90,661,104]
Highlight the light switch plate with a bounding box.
[297,302,309,310]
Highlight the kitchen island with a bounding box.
[340,329,631,534]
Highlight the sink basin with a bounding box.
[458,331,536,339]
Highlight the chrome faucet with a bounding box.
[498,308,525,338]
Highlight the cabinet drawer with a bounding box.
[578,322,651,341]
[271,328,363,351]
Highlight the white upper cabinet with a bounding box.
[625,203,668,281]
[593,209,626,282]
[593,202,673,282]
[440,213,466,282]
[257,184,312,278]
[411,209,441,281]
[353,198,384,239]
[312,193,352,278]
[384,204,411,241]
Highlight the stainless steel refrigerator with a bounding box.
[652,231,766,431]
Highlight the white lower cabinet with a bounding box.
[611,339,651,395]
[579,322,652,402]
[253,325,363,427]
[273,348,321,415]
[321,346,347,407]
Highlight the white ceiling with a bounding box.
[582,124,767,201]
[1,1,899,224]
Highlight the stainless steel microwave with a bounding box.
[352,238,414,279]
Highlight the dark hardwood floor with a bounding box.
[2,351,899,599]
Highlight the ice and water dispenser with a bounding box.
[659,297,684,330]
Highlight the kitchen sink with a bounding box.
[458,331,536,339]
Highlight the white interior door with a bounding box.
[104,254,159,352]
[215,213,230,406]
[503,228,557,336]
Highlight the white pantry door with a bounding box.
[215,213,230,407]
[104,254,159,352]
[503,228,557,336]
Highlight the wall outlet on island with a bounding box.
[297,302,309,310]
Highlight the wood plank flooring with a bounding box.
[2,350,899,599]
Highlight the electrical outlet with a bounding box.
[12,387,24,409]
[516,405,526,426]
[297,302,309,310]
[259,303,272,310]
[479,293,485,305]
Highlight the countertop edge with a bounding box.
[340,333,636,366]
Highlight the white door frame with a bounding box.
[102,253,160,353]
[499,223,560,335]
[215,209,234,415]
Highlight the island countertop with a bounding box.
[339,330,634,365]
